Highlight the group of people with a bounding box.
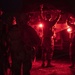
[0,9,41,75]
[0,7,75,75]
[41,11,75,69]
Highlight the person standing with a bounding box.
[67,16,75,68]
[0,9,10,75]
[0,8,5,75]
[19,14,41,75]
[8,14,41,75]
[40,5,61,67]
[70,33,75,68]
[8,16,24,75]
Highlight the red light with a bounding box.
[67,27,72,32]
[38,24,43,28]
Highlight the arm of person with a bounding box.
[50,14,61,27]
[67,18,75,30]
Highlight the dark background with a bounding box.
[0,0,75,14]
[0,0,73,60]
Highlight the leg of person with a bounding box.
[0,55,6,75]
[12,59,21,75]
[23,60,32,75]
[69,54,75,68]
[46,47,54,67]
[3,55,11,75]
[0,62,4,75]
[41,48,46,67]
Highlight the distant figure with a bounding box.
[67,16,75,68]
[41,13,61,68]
[8,14,41,75]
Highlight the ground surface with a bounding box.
[31,60,75,75]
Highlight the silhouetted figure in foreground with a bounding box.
[8,16,23,75]
[19,14,41,75]
[8,14,41,75]
[0,8,5,75]
[0,9,10,75]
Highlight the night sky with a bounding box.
[0,0,75,14]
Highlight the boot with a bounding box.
[41,61,45,68]
[46,60,54,68]
[69,63,74,68]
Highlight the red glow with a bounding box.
[67,27,72,32]
[38,24,43,28]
